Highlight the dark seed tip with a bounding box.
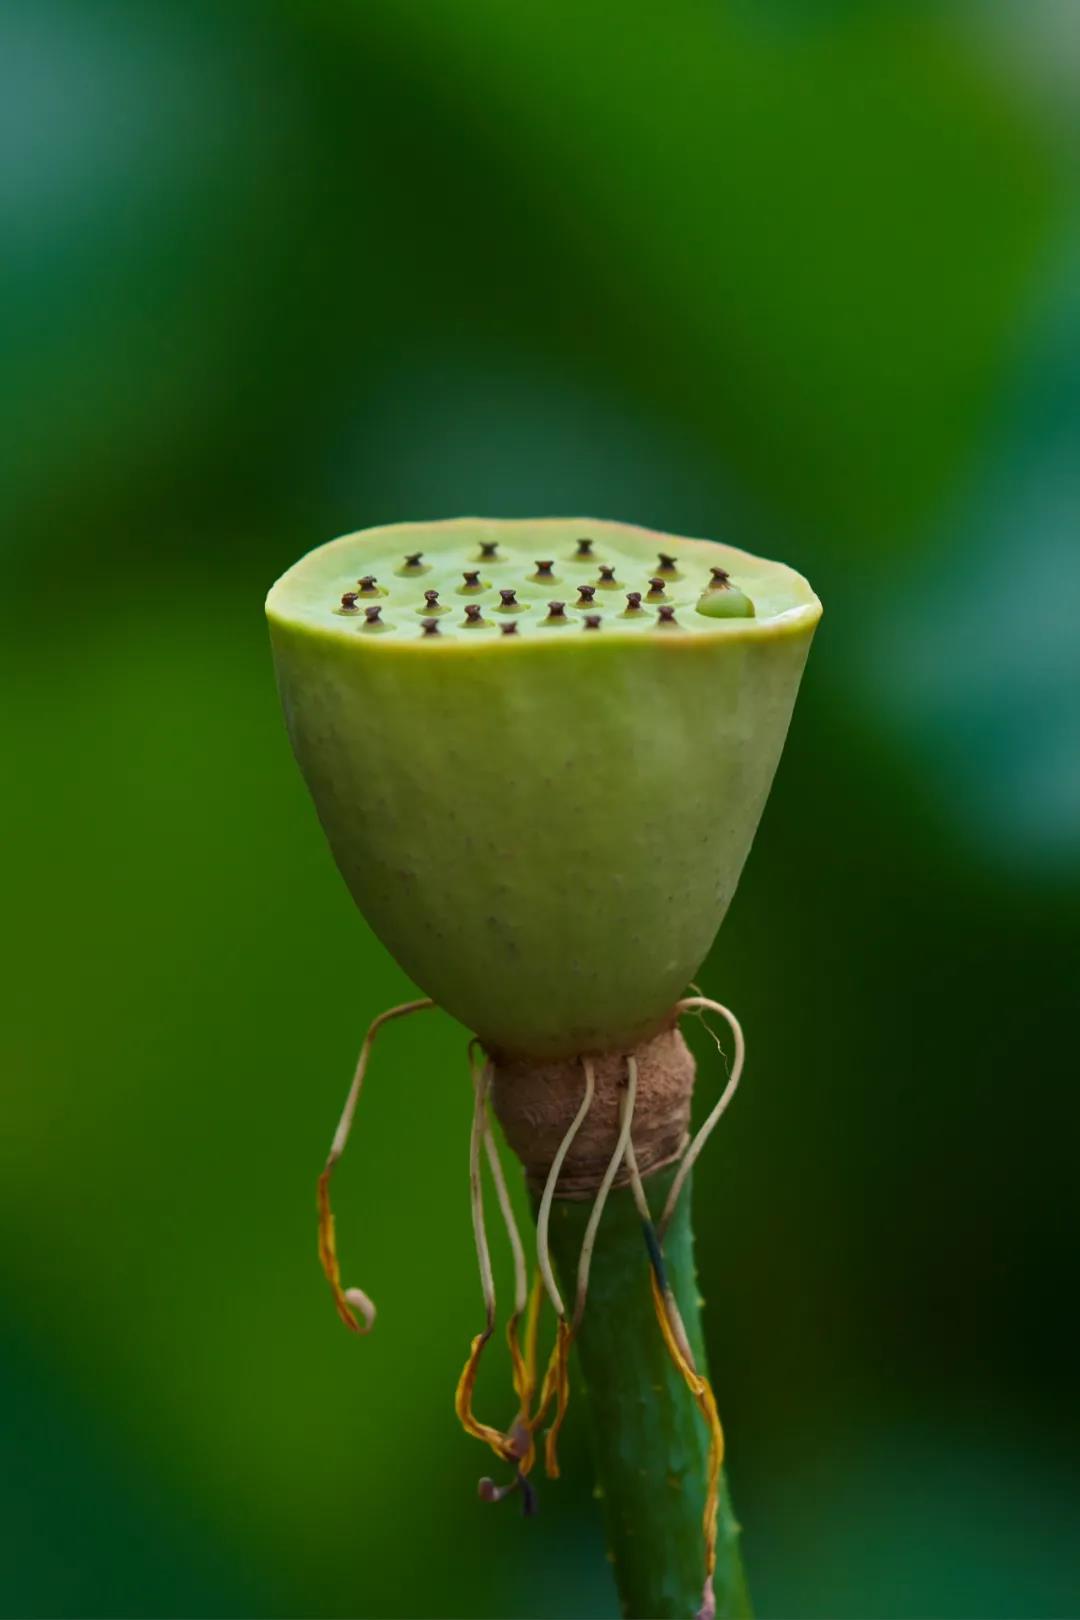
[404,552,423,566]
[547,601,566,618]
[658,553,677,570]
[421,618,440,636]
[583,614,601,629]
[500,620,519,636]
[364,604,382,622]
[499,589,517,606]
[359,575,378,590]
[424,589,439,604]
[340,591,359,608]
[462,569,481,585]
[598,565,616,582]
[657,604,677,623]
[464,603,482,621]
[575,538,594,556]
[577,585,596,604]
[710,567,730,587]
[535,560,554,575]
[480,541,499,558]
[626,591,642,607]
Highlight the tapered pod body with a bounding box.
[266,518,820,1058]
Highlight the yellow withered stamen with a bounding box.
[649,1268,724,1596]
[316,998,435,1332]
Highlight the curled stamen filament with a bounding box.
[454,1054,519,1465]
[530,1057,597,1476]
[659,996,745,1241]
[482,1094,537,1473]
[317,998,435,1333]
[572,1055,639,1331]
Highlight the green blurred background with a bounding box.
[3,2,1078,1616]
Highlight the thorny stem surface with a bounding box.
[546,1167,751,1620]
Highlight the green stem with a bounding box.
[546,1169,751,1620]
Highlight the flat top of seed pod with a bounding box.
[266,517,821,651]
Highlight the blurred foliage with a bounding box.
[2,2,1078,1617]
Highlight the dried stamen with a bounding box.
[709,567,731,588]
[657,552,678,575]
[646,577,667,602]
[659,998,744,1239]
[572,1056,638,1330]
[577,585,596,606]
[462,570,483,589]
[597,565,617,584]
[575,537,594,558]
[364,604,382,624]
[534,560,555,579]
[529,1057,597,1477]
[463,603,485,625]
[424,589,440,608]
[656,604,678,626]
[480,541,499,559]
[403,552,424,568]
[454,1055,519,1466]
[316,999,435,1334]
[546,601,567,620]
[625,591,643,610]
[339,591,359,612]
[499,589,518,607]
[358,575,379,595]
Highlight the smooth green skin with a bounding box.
[266,518,820,1058]
[548,1170,750,1620]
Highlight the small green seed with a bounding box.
[696,585,754,619]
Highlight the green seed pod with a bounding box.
[266,518,820,1059]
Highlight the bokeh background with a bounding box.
[3,2,1078,1616]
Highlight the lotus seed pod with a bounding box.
[266,518,821,1058]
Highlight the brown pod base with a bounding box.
[489,1021,695,1199]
